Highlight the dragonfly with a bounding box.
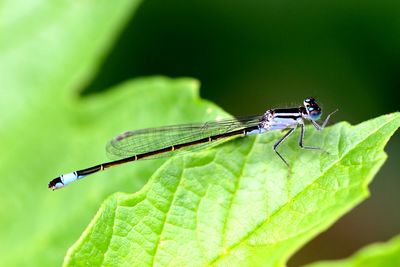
[48,97,337,190]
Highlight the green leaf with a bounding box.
[305,234,400,267]
[0,1,228,266]
[0,76,226,267]
[0,0,142,123]
[65,113,400,266]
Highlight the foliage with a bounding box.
[0,1,399,266]
[65,113,400,266]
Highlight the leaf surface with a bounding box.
[65,113,400,266]
[0,1,226,266]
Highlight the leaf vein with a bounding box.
[150,166,184,267]
[220,136,258,249]
[208,116,397,264]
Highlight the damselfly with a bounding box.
[48,97,337,190]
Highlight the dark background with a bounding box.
[84,1,399,265]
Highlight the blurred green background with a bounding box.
[83,1,399,266]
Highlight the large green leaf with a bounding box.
[0,76,226,267]
[0,0,141,124]
[0,1,228,266]
[305,234,400,267]
[0,1,142,266]
[65,113,399,266]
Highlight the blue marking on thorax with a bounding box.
[246,127,266,135]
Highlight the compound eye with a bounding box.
[304,97,316,104]
[309,109,321,120]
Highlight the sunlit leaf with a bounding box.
[0,1,227,266]
[65,113,399,266]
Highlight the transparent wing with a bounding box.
[106,115,263,159]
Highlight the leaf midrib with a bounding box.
[208,116,396,265]
[150,167,184,267]
[220,135,259,249]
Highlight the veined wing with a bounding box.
[106,115,262,159]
